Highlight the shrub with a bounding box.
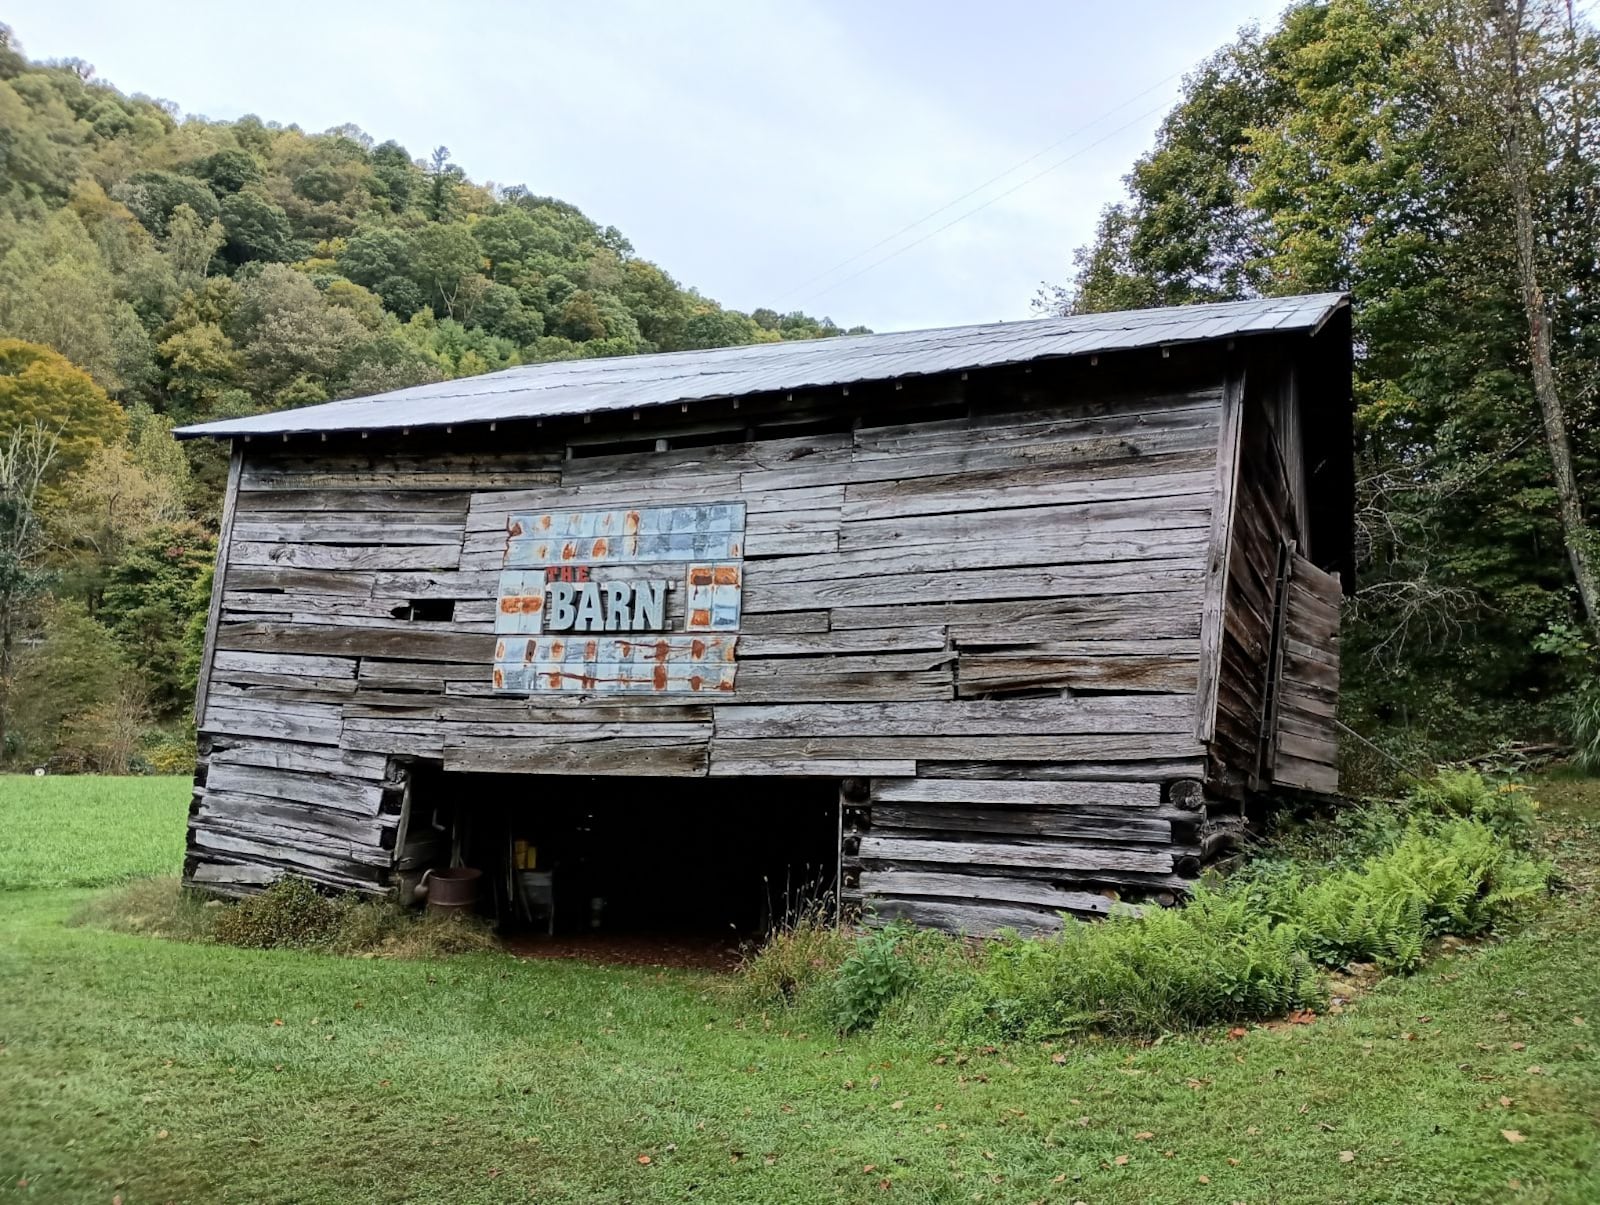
[829,922,916,1033]
[1260,819,1552,972]
[1571,677,1600,774]
[738,908,852,1009]
[213,876,342,949]
[1403,768,1538,845]
[144,732,197,776]
[947,891,1317,1043]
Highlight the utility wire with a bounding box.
[791,97,1176,308]
[779,70,1184,305]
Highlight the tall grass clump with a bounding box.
[1570,676,1600,773]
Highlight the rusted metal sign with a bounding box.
[493,503,744,694]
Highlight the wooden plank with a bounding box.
[200,703,344,747]
[840,466,1214,523]
[204,763,386,816]
[711,733,1205,762]
[217,622,494,663]
[212,652,358,679]
[857,835,1174,875]
[197,791,390,845]
[443,737,708,776]
[235,489,470,514]
[1194,371,1244,743]
[194,443,243,722]
[754,528,1209,583]
[859,897,1068,936]
[743,558,1204,613]
[835,593,1202,640]
[857,870,1125,916]
[871,779,1159,807]
[740,610,831,635]
[957,650,1198,696]
[738,629,947,658]
[713,696,1194,739]
[707,758,917,778]
[231,521,464,546]
[852,391,1221,454]
[919,759,1207,782]
[838,496,1211,553]
[229,542,463,571]
[871,802,1172,843]
[206,737,392,780]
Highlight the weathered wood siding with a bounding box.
[187,381,1225,920]
[1210,369,1342,797]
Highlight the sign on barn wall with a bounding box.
[492,503,744,693]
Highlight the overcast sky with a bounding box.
[9,0,1288,332]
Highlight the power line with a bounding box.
[791,97,1176,309]
[779,70,1184,306]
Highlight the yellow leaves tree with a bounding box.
[0,339,126,483]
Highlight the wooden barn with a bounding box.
[173,292,1353,937]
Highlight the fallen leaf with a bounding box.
[1510,1042,1527,1052]
[1135,1131,1155,1140]
[271,1019,284,1027]
[1227,1157,1241,1166]
[1051,1052,1068,1065]
[1246,1126,1262,1136]
[890,1100,904,1110]
[1574,1016,1586,1026]
[1114,1154,1130,1166]
[156,1129,169,1140]
[1527,1065,1546,1075]
[486,1168,501,1179]
[1338,1151,1355,1163]
[1502,1130,1526,1144]
[1198,1175,1211,1184]
[863,1164,876,1174]
[1227,1026,1248,1041]
[878,1178,892,1191]
[1052,1174,1067,1183]
[1500,1096,1514,1107]
[636,1155,651,1165]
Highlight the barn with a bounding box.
[173,292,1352,938]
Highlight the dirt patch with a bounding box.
[505,930,745,971]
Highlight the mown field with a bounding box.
[0,775,1597,1203]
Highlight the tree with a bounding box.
[0,423,57,756]
[218,189,299,266]
[0,340,126,479]
[424,145,463,222]
[0,211,151,393]
[1449,0,1600,642]
[1046,0,1600,756]
[99,520,214,718]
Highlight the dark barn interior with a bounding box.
[407,766,840,941]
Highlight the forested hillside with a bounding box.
[0,22,863,769]
[1042,0,1600,778]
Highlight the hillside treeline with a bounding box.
[0,22,862,769]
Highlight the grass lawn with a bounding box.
[0,776,189,889]
[1,778,1597,1203]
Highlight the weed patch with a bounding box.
[77,875,501,960]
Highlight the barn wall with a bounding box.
[187,368,1234,925]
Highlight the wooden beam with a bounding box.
[193,442,243,723]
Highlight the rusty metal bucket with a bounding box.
[415,866,482,915]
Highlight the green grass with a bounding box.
[1,778,1598,1203]
[0,775,189,889]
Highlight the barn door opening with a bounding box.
[411,767,841,956]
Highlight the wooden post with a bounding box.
[192,442,243,726]
[1194,371,1245,743]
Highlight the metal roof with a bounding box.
[174,292,1349,439]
